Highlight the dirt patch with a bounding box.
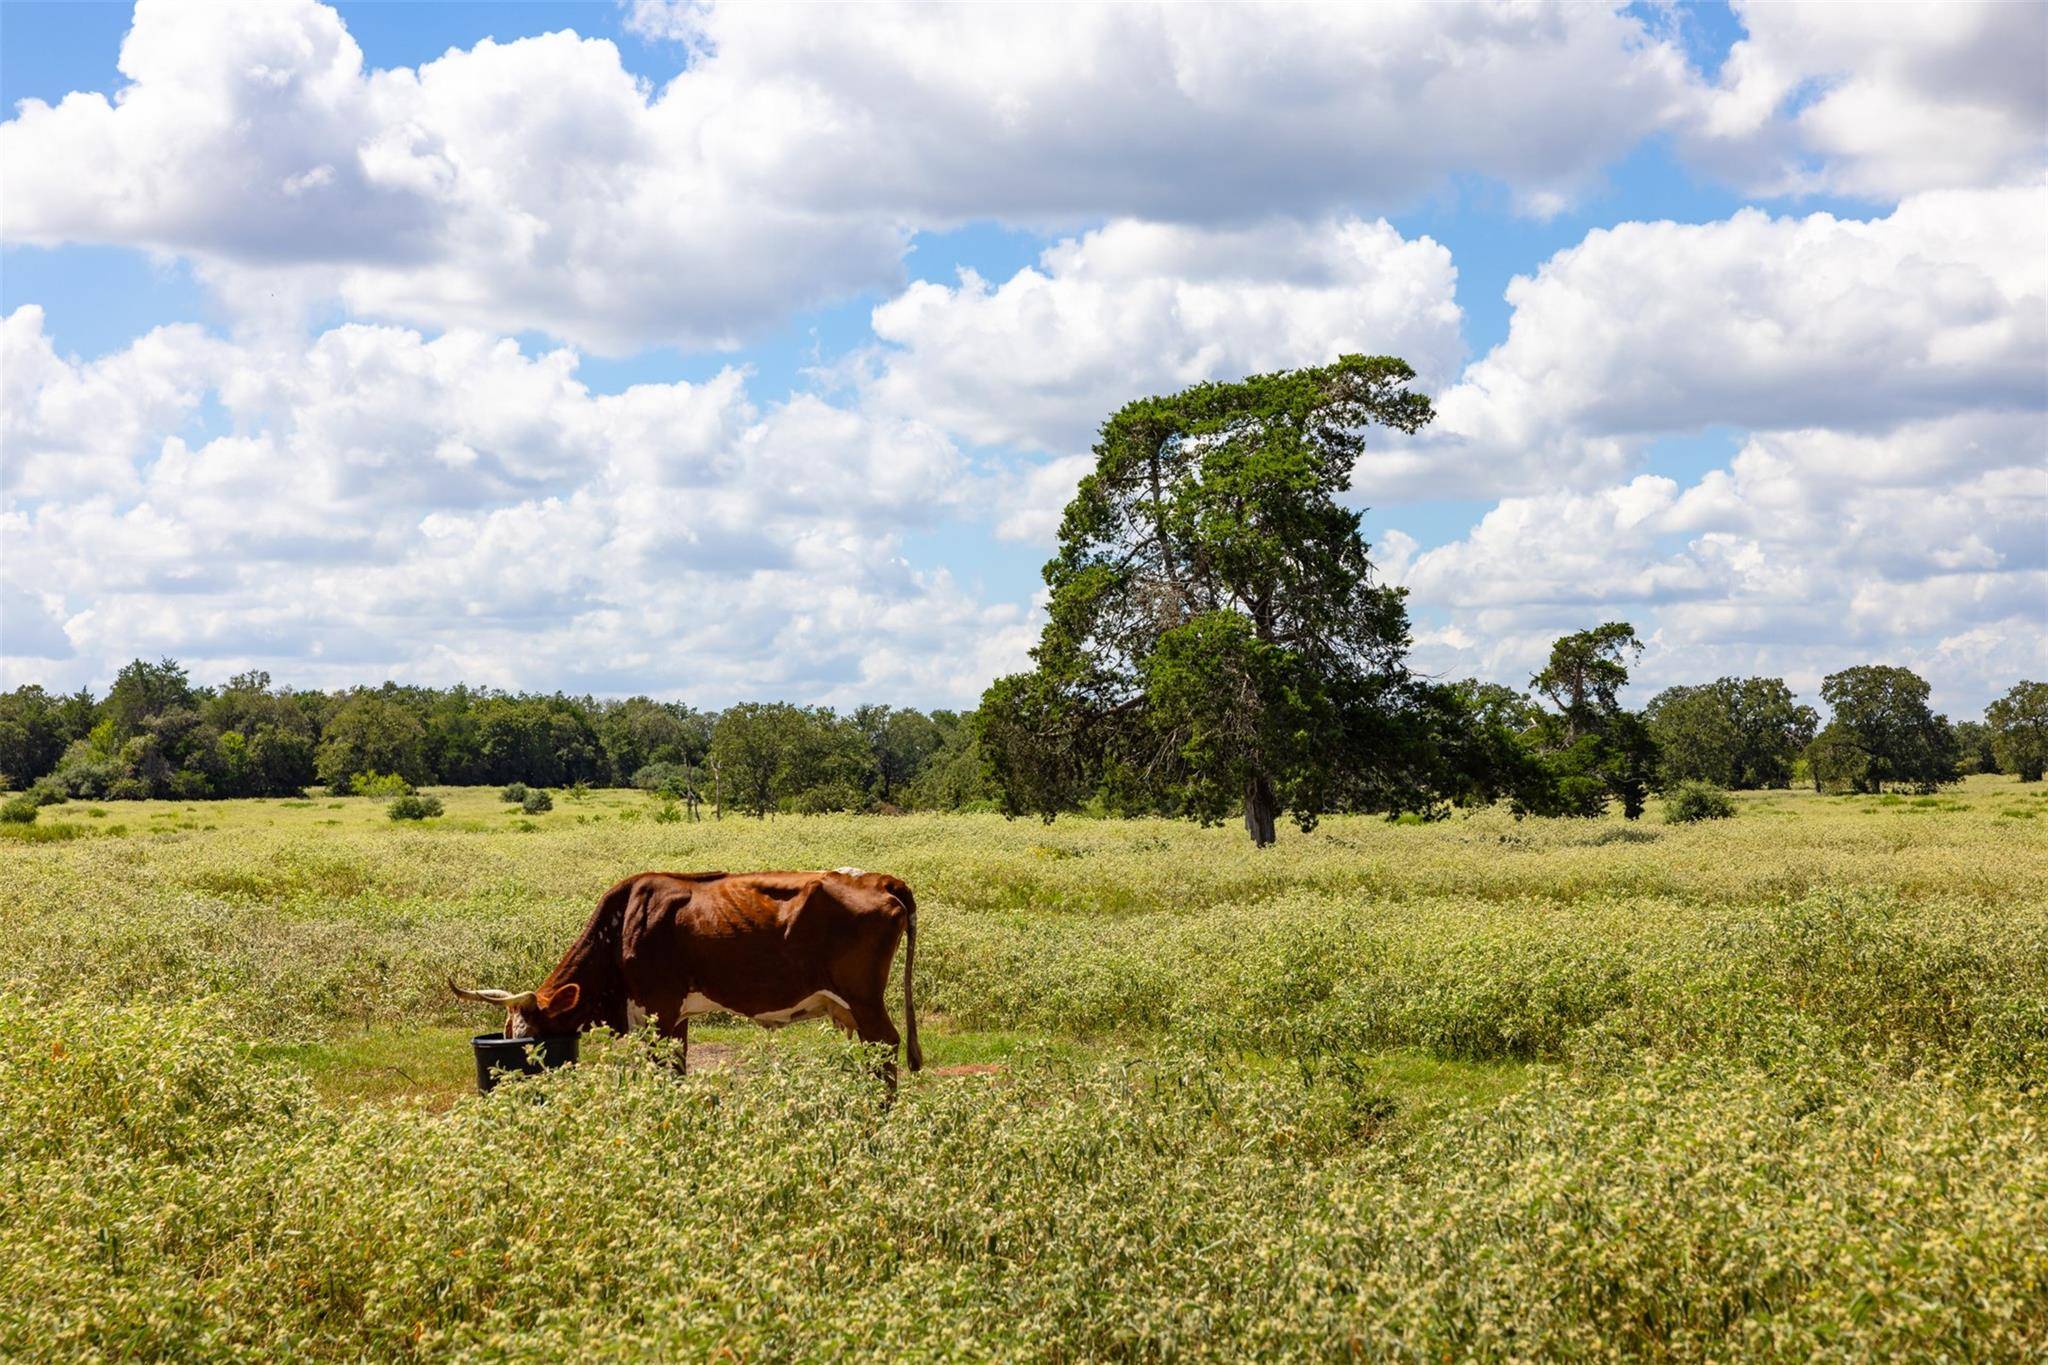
[683,1042,738,1072]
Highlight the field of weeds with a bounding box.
[4,777,2046,1359]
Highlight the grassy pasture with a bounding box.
[3,777,2045,1359]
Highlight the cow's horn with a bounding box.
[449,977,538,1008]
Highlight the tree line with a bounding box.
[0,661,992,814]
[3,357,2042,836]
[2,644,2037,822]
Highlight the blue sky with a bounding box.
[1,1,2042,714]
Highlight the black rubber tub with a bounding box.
[472,1032,579,1093]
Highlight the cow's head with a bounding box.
[449,978,582,1038]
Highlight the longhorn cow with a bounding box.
[452,867,920,1083]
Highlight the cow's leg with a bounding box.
[848,999,901,1094]
[656,1013,689,1075]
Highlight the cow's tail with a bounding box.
[897,882,922,1073]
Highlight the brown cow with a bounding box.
[452,867,920,1083]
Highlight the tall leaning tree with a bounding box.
[979,355,1435,846]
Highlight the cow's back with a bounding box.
[617,871,904,1020]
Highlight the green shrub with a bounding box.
[167,769,213,800]
[521,789,552,814]
[631,762,690,796]
[28,779,68,806]
[44,741,123,799]
[1664,781,1736,823]
[789,780,866,815]
[386,794,443,821]
[1,795,39,824]
[354,772,413,800]
[652,799,682,824]
[6,999,2046,1362]
[568,780,591,801]
[0,819,85,842]
[499,782,529,804]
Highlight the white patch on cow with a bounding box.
[678,990,727,1017]
[833,866,866,877]
[625,1000,650,1033]
[675,989,852,1028]
[750,990,852,1029]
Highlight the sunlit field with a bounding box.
[5,778,2046,1359]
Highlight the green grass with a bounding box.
[263,1016,1530,1118]
[255,1024,480,1108]
[0,820,88,843]
[3,774,2045,1359]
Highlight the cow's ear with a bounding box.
[538,983,580,1016]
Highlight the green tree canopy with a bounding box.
[1811,665,1958,793]
[1951,719,1998,775]
[1986,681,2048,782]
[0,685,81,788]
[710,702,867,817]
[103,658,196,739]
[903,710,994,810]
[979,355,1437,845]
[1645,677,1817,789]
[1524,623,1658,819]
[1531,623,1640,742]
[1397,679,1552,812]
[597,697,708,783]
[200,671,319,796]
[854,704,942,805]
[1803,724,1869,794]
[474,698,603,787]
[315,695,429,792]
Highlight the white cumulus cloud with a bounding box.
[1393,423,2046,712]
[1,0,1699,347]
[1395,183,2048,499]
[1687,0,2047,199]
[0,1,906,352]
[0,309,1023,704]
[865,216,1464,456]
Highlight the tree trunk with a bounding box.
[1243,771,1278,847]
